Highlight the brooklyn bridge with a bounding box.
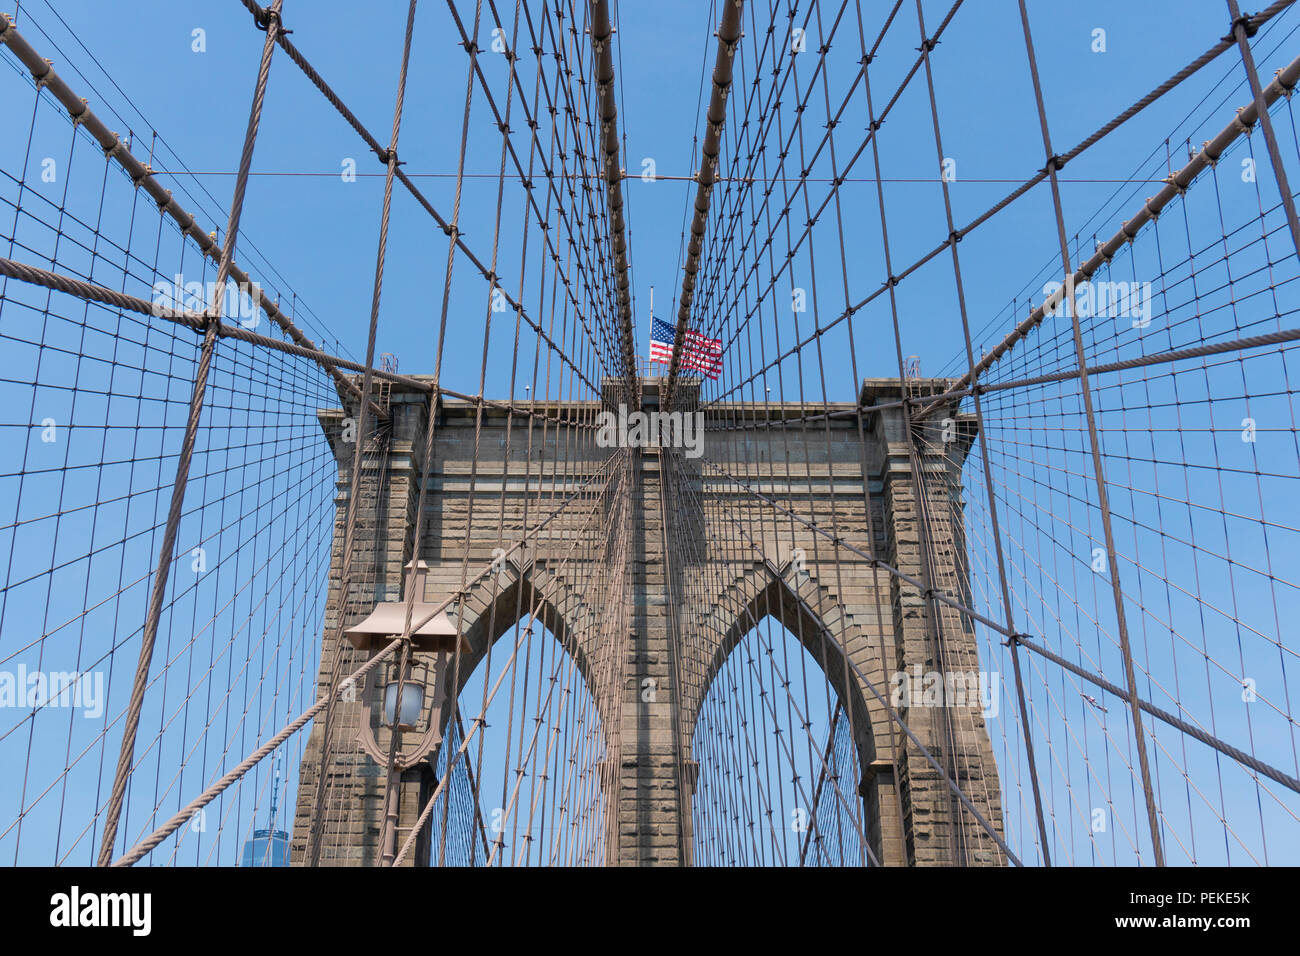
[0,0,1298,869]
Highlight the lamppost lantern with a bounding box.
[343,560,470,768]
[382,681,423,730]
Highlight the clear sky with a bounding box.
[2,0,1283,390]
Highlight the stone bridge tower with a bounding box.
[290,376,1004,866]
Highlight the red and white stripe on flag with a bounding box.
[680,331,722,379]
[648,323,723,379]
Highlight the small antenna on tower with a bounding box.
[268,752,282,833]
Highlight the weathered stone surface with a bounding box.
[291,377,1004,866]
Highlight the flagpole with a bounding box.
[648,285,654,373]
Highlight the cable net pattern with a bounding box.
[0,0,1297,867]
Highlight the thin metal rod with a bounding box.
[363,0,420,869]
[97,0,285,867]
[0,252,605,431]
[265,10,608,394]
[706,322,1300,435]
[0,10,378,418]
[698,0,1297,408]
[665,0,744,410]
[0,255,406,382]
[969,326,1300,393]
[700,495,1021,863]
[915,49,1300,422]
[1227,0,1300,258]
[390,469,624,867]
[707,453,1295,803]
[1012,634,1300,796]
[112,637,401,867]
[911,0,1052,863]
[700,458,1020,638]
[588,0,637,385]
[1017,0,1164,866]
[113,449,613,867]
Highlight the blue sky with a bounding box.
[2,0,1282,389]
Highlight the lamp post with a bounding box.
[344,560,469,864]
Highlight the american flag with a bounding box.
[648,317,723,380]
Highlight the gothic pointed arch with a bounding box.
[430,558,616,733]
[685,560,901,864]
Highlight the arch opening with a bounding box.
[690,584,878,866]
[427,572,611,867]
